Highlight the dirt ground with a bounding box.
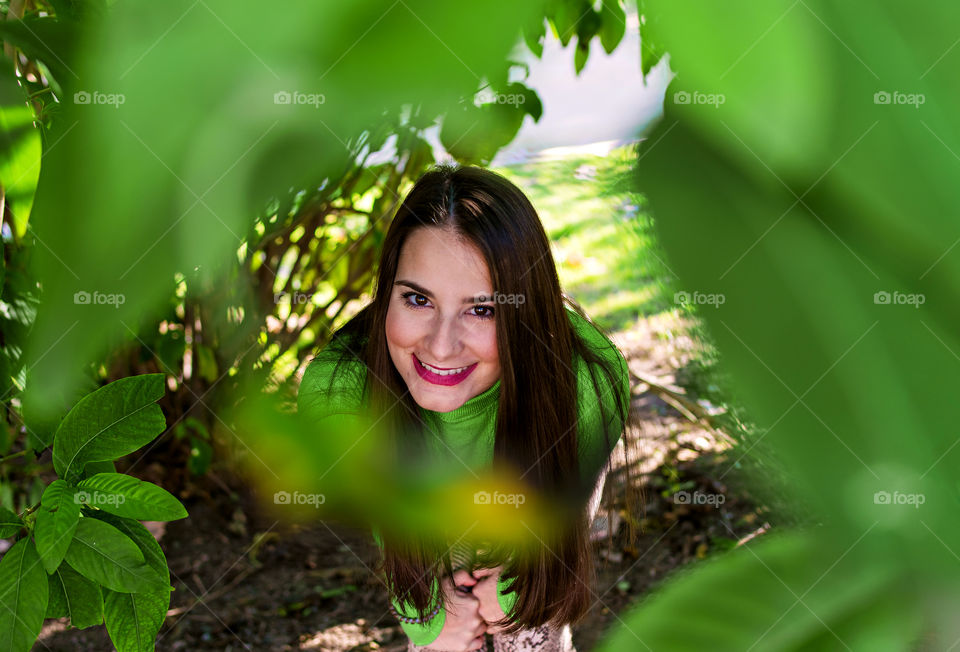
[37,315,772,651]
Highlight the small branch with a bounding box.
[0,449,31,464]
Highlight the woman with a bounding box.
[298,165,632,651]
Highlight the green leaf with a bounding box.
[92,512,171,649]
[188,437,212,476]
[574,39,590,74]
[52,374,167,483]
[78,473,187,522]
[0,506,23,538]
[523,17,546,58]
[81,459,117,479]
[195,343,218,383]
[595,532,920,651]
[35,480,82,573]
[599,0,626,54]
[87,512,169,578]
[0,15,77,87]
[63,518,168,593]
[638,3,665,77]
[103,588,168,652]
[46,562,103,629]
[0,538,48,652]
[0,59,41,239]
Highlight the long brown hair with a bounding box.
[326,165,631,632]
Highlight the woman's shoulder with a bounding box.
[566,307,629,393]
[565,306,631,475]
[297,334,368,421]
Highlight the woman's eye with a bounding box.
[470,305,495,319]
[401,291,430,307]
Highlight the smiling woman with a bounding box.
[386,227,501,413]
[297,165,631,652]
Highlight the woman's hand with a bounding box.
[428,569,487,651]
[471,566,507,633]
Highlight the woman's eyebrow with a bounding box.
[394,280,494,304]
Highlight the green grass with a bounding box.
[496,146,676,332]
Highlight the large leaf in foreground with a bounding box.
[79,473,187,521]
[0,539,48,652]
[46,561,104,629]
[63,518,168,593]
[104,589,169,652]
[92,512,172,651]
[52,374,166,483]
[35,479,82,573]
[596,531,921,652]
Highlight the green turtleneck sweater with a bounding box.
[296,307,629,645]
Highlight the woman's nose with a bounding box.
[424,315,462,361]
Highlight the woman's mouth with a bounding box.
[413,354,478,386]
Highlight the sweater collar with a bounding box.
[421,378,501,424]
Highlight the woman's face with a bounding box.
[385,226,501,413]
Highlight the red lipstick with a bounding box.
[413,354,478,386]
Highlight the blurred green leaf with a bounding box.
[0,505,23,538]
[596,531,920,651]
[599,0,626,55]
[0,60,41,240]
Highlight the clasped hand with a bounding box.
[427,566,507,652]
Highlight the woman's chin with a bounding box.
[408,382,468,413]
